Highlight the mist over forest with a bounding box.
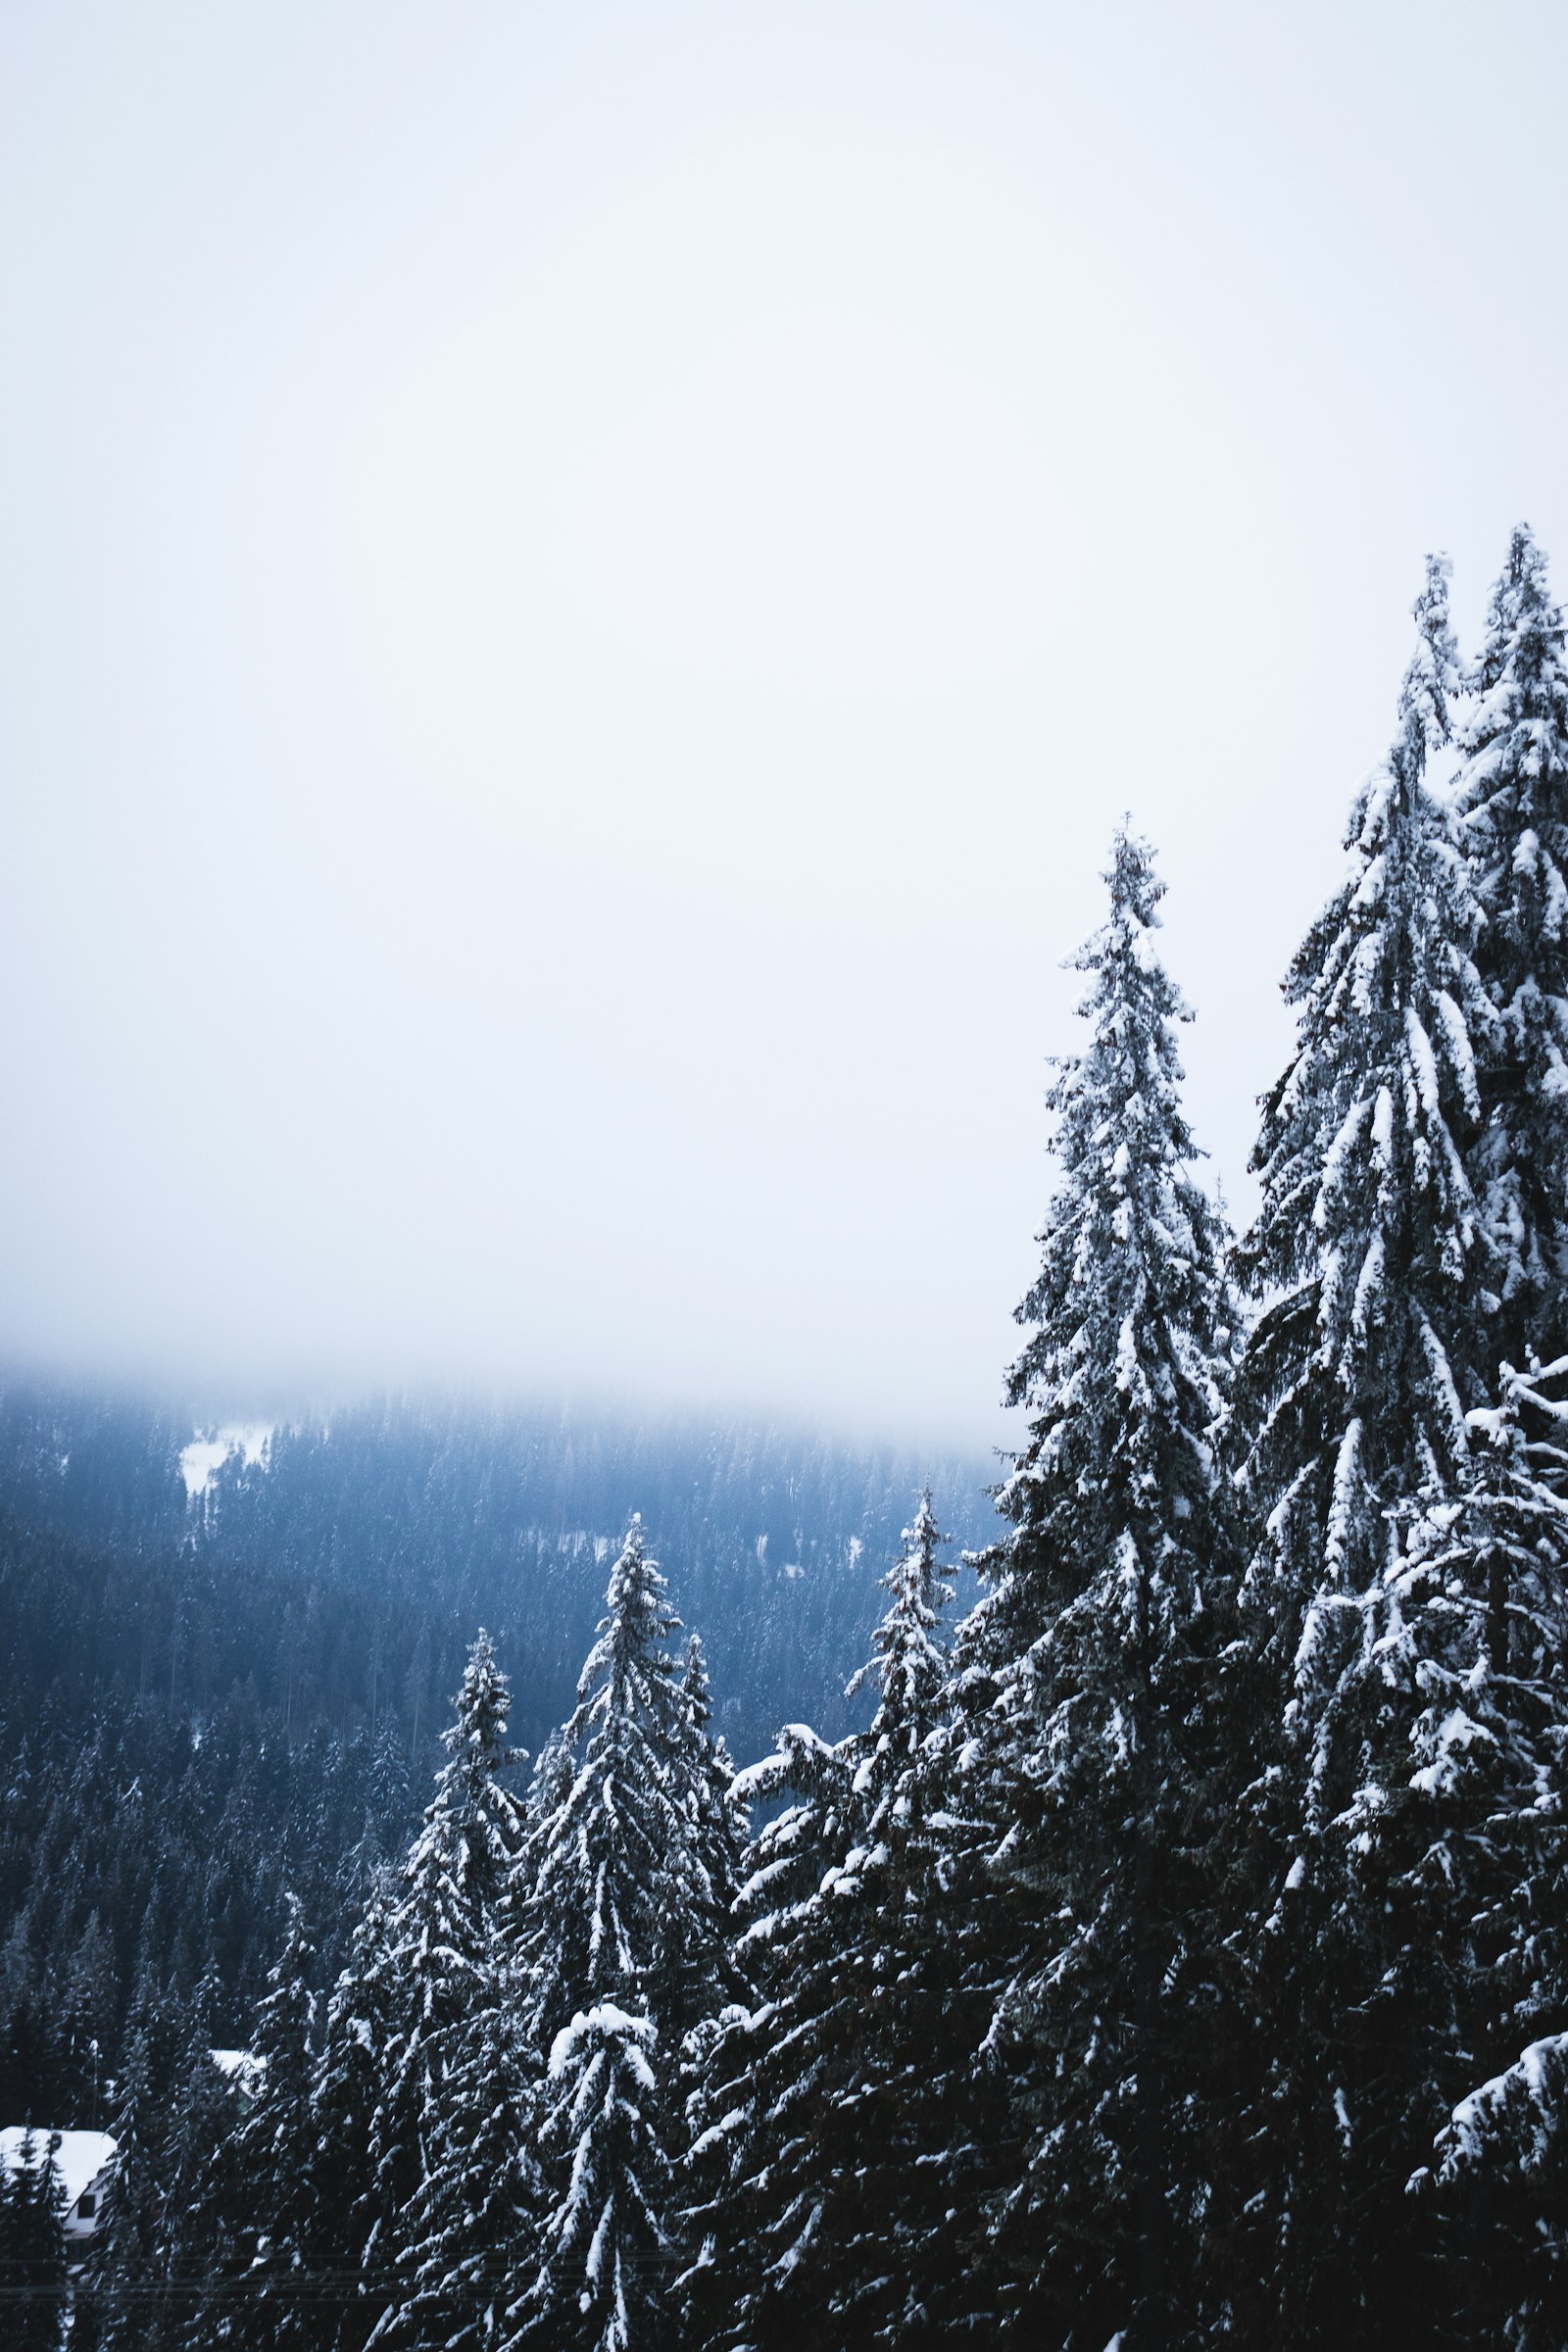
[3,530,1565,2350]
[8,4,1568,2346]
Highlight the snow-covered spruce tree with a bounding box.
[1233,553,1483,1612]
[362,1630,527,2352]
[691,1490,983,2351]
[181,1895,318,2349]
[664,1635,747,2040]
[509,1520,692,2350]
[87,2001,184,2352]
[0,2130,69,2352]
[516,1524,688,2054]
[1434,2026,1568,2348]
[1222,557,1494,2344]
[1400,1355,1568,2343]
[1454,524,1568,1378]
[815,1493,971,2346]
[951,824,1238,2351]
[388,1918,540,2352]
[531,2003,671,2352]
[676,1718,858,2352]
[158,1972,242,2344]
[1230,1354,1568,2344]
[300,1871,404,2352]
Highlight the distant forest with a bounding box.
[7,528,1568,2350]
[0,1386,988,2120]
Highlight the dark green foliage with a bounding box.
[952,827,1239,2349]
[1455,523,1568,1379]
[184,1896,319,2348]
[301,1876,404,2352]
[0,2129,68,2352]
[363,1633,528,2352]
[1433,2024,1568,2348]
[527,2004,671,2352]
[0,1390,988,2149]
[692,1494,991,2351]
[513,1523,693,2347]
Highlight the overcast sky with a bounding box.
[3,0,1566,1445]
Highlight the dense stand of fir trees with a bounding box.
[6,525,1568,2347]
[0,1401,985,2148]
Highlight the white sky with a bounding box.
[3,0,1566,1446]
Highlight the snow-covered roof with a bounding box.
[0,2129,118,2208]
[211,2047,267,2096]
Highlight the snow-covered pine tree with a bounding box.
[1234,553,1482,1612]
[676,1718,858,2352]
[950,824,1237,2350]
[182,1895,318,2349]
[663,1635,747,2042]
[390,1888,540,2352]
[1434,2026,1568,2348]
[682,1494,999,2350]
[1453,524,1568,1378]
[86,1999,184,2352]
[1224,1353,1568,2345]
[754,1494,980,2347]
[362,1631,527,2352]
[300,1871,404,2352]
[1224,557,1494,2344]
[155,1969,237,2342]
[509,1521,692,2349]
[0,2129,68,2352]
[835,1488,993,2343]
[531,2003,671,2352]
[515,1522,692,2053]
[1398,1354,1568,2343]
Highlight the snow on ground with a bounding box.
[180,1423,274,1498]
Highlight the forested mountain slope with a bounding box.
[0,1385,989,2121]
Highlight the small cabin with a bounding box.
[0,2127,119,2239]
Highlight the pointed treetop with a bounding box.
[384,1629,526,2013]
[1006,820,1226,1422]
[521,1517,696,2034]
[572,1517,682,1725]
[682,1632,712,1726]
[843,1488,953,1811]
[907,1484,946,1568]
[1457,521,1568,876]
[1237,557,1492,1622]
[1396,551,1458,762]
[1099,815,1168,936]
[889,1486,951,1632]
[1064,821,1193,1066]
[851,1490,952,1698]
[443,1628,517,1776]
[1469,521,1563,699]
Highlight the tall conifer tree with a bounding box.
[364,1632,526,2351]
[678,1718,859,2352]
[303,1872,404,2352]
[1226,557,1494,2343]
[183,1896,318,2349]
[0,2130,68,2352]
[1454,523,1568,1376]
[510,1521,692,2350]
[954,825,1237,2349]
[697,1491,979,2349]
[1408,1355,1568,2341]
[663,1636,746,2043]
